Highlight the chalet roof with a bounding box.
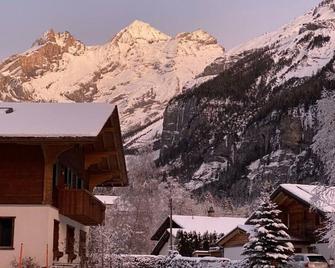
[151,215,246,241]
[171,215,247,235]
[273,184,335,214]
[0,102,115,138]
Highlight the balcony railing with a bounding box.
[58,188,106,226]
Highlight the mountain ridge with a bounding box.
[0,20,225,151]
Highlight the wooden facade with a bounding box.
[218,228,249,248]
[0,144,44,204]
[271,188,325,244]
[58,189,105,225]
[0,105,128,226]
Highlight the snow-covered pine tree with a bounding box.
[242,195,294,267]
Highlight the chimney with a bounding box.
[208,206,215,217]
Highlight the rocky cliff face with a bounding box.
[0,21,225,151]
[159,0,335,203]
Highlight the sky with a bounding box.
[0,0,321,60]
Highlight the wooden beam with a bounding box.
[84,151,117,169]
[101,127,116,132]
[42,144,73,205]
[88,170,120,191]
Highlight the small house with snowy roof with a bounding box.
[151,213,246,255]
[217,184,335,261]
[0,103,128,267]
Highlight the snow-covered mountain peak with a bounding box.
[0,23,225,150]
[31,29,84,50]
[224,0,335,85]
[176,29,218,45]
[111,20,171,44]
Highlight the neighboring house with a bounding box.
[0,103,128,267]
[151,213,246,255]
[216,224,253,260]
[218,184,335,261]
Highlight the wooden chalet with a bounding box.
[0,103,128,267]
[217,184,335,261]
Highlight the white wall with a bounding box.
[159,236,176,255]
[0,205,88,267]
[313,243,334,260]
[224,246,244,260]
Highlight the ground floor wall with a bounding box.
[224,246,243,260]
[159,236,176,256]
[0,205,88,267]
[313,243,334,261]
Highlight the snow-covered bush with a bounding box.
[225,260,247,268]
[242,195,294,267]
[164,251,230,268]
[98,251,231,268]
[11,257,40,268]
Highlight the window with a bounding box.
[307,255,327,263]
[52,163,59,187]
[0,217,15,249]
[53,220,63,261]
[79,230,87,258]
[54,163,84,190]
[66,225,76,263]
[77,178,84,189]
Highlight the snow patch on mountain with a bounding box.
[112,20,171,44]
[185,161,228,190]
[225,0,335,85]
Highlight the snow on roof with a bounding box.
[170,215,246,236]
[0,102,115,138]
[95,195,119,205]
[237,224,254,233]
[279,184,335,213]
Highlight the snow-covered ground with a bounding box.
[97,252,241,268]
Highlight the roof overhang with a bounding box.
[151,217,181,240]
[271,185,326,216]
[0,103,128,188]
[217,226,248,246]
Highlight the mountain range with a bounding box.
[1,0,335,203]
[0,20,224,151]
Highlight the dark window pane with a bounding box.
[0,218,14,247]
[52,163,58,187]
[308,256,327,262]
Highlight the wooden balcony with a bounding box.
[58,189,106,226]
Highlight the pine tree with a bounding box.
[242,195,294,267]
